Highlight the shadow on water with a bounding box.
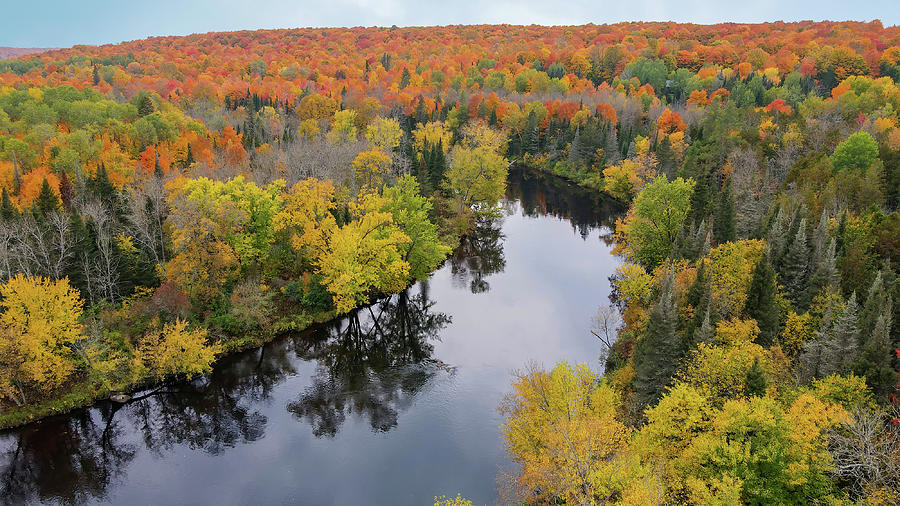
[0,166,622,505]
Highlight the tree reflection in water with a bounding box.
[0,281,453,503]
[1,407,135,505]
[288,286,452,437]
[506,166,621,244]
[450,221,507,294]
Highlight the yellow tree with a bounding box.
[315,192,410,313]
[326,109,358,144]
[0,274,85,403]
[273,178,339,269]
[500,361,636,504]
[352,149,393,189]
[444,145,508,217]
[412,121,452,154]
[134,318,222,380]
[365,116,403,153]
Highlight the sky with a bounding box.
[3,0,897,48]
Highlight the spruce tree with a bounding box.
[0,188,17,221]
[744,357,768,397]
[11,152,22,195]
[822,292,860,375]
[185,143,195,167]
[713,181,736,244]
[780,218,810,305]
[34,178,60,216]
[798,301,835,382]
[632,271,684,414]
[693,307,715,345]
[744,250,779,346]
[853,308,895,399]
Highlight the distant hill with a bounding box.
[0,47,53,59]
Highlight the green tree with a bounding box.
[632,271,683,414]
[382,175,451,280]
[713,182,736,244]
[744,250,779,346]
[830,131,879,173]
[618,175,696,269]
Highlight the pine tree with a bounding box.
[0,188,17,221]
[693,307,715,344]
[860,272,890,339]
[90,163,118,208]
[780,218,810,305]
[853,308,896,399]
[632,271,684,414]
[400,67,411,89]
[604,124,620,164]
[185,143,195,167]
[744,250,778,346]
[34,178,60,216]
[713,181,736,244]
[766,206,788,260]
[744,357,768,397]
[822,292,860,375]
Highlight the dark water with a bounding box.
[0,168,622,505]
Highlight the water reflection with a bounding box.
[450,221,506,294]
[507,166,620,243]
[288,288,451,437]
[1,409,134,505]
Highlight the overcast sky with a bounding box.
[3,0,897,48]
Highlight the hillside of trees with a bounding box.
[1,21,899,503]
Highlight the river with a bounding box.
[0,167,623,505]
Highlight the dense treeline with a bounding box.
[0,24,898,500]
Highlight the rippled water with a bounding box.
[0,167,623,505]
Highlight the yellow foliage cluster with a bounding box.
[0,274,85,398]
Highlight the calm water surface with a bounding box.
[0,168,622,505]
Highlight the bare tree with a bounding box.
[79,200,121,301]
[591,304,622,369]
[828,406,900,501]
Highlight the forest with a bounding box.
[0,20,898,504]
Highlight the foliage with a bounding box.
[616,176,695,269]
[0,274,84,399]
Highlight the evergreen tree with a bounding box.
[860,272,890,339]
[400,67,411,89]
[744,250,779,346]
[34,178,60,216]
[185,143,195,167]
[632,271,684,414]
[693,307,715,345]
[780,218,810,305]
[744,357,768,397]
[137,93,155,117]
[766,206,788,260]
[0,188,17,221]
[853,308,895,399]
[90,163,118,209]
[713,181,736,244]
[822,292,860,375]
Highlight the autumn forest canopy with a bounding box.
[0,20,899,504]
